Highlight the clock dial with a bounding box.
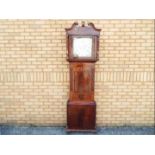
[73,37,92,58]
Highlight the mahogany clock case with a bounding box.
[66,22,101,131]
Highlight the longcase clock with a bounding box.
[65,22,101,131]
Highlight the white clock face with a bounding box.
[73,37,92,58]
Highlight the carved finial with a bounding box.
[81,21,85,27]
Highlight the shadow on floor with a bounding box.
[0,125,154,135]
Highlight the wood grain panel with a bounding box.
[70,63,95,101]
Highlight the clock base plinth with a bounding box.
[67,100,96,131]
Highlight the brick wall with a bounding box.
[0,20,154,126]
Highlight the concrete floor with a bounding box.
[0,125,154,135]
